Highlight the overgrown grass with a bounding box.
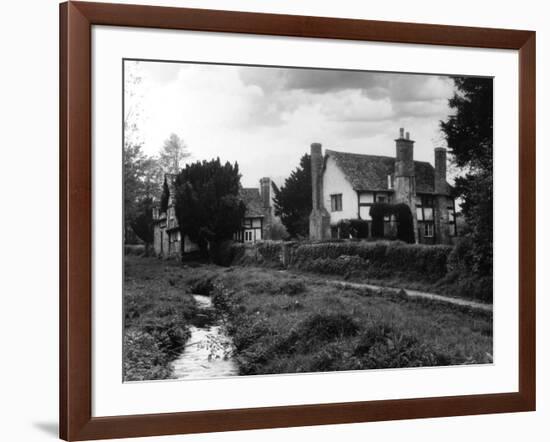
[180,266,493,376]
[123,256,198,381]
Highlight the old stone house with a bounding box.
[309,128,457,244]
[153,175,273,258]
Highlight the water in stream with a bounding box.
[171,294,238,379]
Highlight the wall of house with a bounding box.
[322,156,358,225]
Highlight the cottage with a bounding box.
[233,177,274,243]
[309,128,457,244]
[153,175,273,258]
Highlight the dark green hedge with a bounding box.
[291,241,452,282]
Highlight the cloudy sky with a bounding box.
[125,60,458,188]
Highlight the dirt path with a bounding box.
[280,270,492,312]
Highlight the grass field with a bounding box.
[123,256,493,380]
[123,256,198,381]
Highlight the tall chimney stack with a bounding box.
[260,177,272,208]
[260,177,273,240]
[434,147,450,244]
[309,143,330,240]
[434,147,448,195]
[394,128,418,242]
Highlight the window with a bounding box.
[330,194,343,212]
[243,219,252,228]
[424,207,434,221]
[359,192,373,203]
[424,223,434,237]
[377,195,387,203]
[359,205,371,220]
[416,207,423,221]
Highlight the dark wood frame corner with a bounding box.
[59,1,536,440]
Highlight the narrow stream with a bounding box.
[171,294,238,379]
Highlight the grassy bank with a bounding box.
[123,256,199,381]
[230,240,492,303]
[182,265,493,376]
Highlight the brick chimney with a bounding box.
[309,143,331,240]
[394,128,418,242]
[260,177,273,240]
[434,147,448,195]
[434,147,450,244]
[260,177,272,208]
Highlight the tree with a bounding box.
[272,154,312,238]
[174,158,245,256]
[130,197,155,255]
[440,77,493,275]
[159,133,190,174]
[123,62,163,247]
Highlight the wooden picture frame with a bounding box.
[59,1,536,440]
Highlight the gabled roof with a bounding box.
[324,149,451,194]
[240,188,265,218]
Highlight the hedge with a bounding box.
[291,241,452,282]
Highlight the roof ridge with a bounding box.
[326,149,433,166]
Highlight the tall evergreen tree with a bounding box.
[440,77,493,275]
[174,158,245,255]
[272,154,312,238]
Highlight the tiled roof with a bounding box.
[324,149,451,194]
[240,188,265,218]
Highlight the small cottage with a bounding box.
[153,175,274,258]
[309,128,457,244]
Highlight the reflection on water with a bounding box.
[171,294,238,379]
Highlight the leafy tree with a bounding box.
[440,77,493,275]
[272,154,312,238]
[130,197,155,255]
[123,62,162,246]
[174,158,245,256]
[159,133,190,174]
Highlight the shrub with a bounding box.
[291,241,451,282]
[124,244,145,256]
[370,203,392,238]
[350,322,451,369]
[297,313,359,343]
[188,275,215,295]
[393,203,415,243]
[336,219,369,239]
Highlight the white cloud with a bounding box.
[126,60,457,188]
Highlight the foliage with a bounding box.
[129,197,155,254]
[123,256,197,381]
[272,154,312,238]
[440,77,493,277]
[336,219,369,239]
[393,203,415,243]
[159,133,190,174]
[370,202,393,238]
[292,241,451,282]
[196,265,492,375]
[174,158,245,255]
[369,203,414,243]
[124,143,163,244]
[268,217,290,240]
[160,177,170,213]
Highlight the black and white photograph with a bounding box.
[123,59,493,382]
